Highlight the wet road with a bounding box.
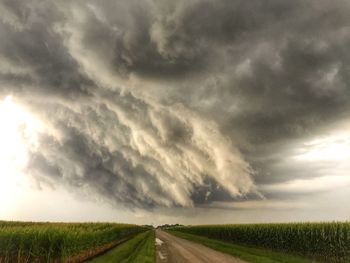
[155,230,247,263]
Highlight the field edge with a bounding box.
[167,230,317,263]
[87,230,155,263]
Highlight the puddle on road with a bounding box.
[156,238,167,261]
[156,238,164,246]
[158,251,166,260]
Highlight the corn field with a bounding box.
[0,221,148,263]
[171,222,350,263]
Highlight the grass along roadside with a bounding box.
[168,230,317,263]
[87,230,155,263]
[169,222,349,262]
[0,221,147,263]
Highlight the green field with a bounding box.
[88,230,155,263]
[0,221,149,263]
[168,222,350,263]
[169,230,315,263]
[2,220,349,263]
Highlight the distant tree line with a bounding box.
[157,224,183,229]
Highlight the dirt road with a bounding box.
[155,230,247,263]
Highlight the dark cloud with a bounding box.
[1,0,350,210]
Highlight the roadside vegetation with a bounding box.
[168,222,350,263]
[88,230,155,263]
[0,220,149,263]
[169,230,316,263]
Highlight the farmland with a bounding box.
[88,230,155,263]
[1,221,349,262]
[167,222,350,263]
[0,221,149,263]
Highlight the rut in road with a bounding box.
[155,230,247,263]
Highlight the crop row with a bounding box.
[0,221,149,263]
[170,222,350,263]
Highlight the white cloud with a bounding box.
[260,175,350,194]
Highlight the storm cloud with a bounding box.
[1,0,350,211]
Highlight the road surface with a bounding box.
[155,230,247,263]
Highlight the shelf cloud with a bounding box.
[1,0,350,214]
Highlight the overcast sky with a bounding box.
[0,0,349,225]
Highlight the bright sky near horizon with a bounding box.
[0,0,350,225]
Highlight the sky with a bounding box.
[0,0,349,225]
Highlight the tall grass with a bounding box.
[88,230,155,263]
[0,221,148,263]
[170,222,350,263]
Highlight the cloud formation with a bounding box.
[1,0,350,210]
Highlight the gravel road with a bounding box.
[155,230,247,263]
